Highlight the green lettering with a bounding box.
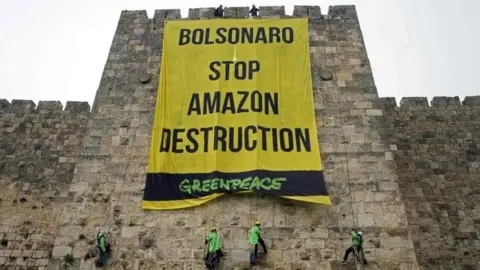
[230,179,242,190]
[179,179,192,194]
[260,178,272,190]
[178,177,286,194]
[240,177,252,190]
[219,178,230,190]
[211,178,219,191]
[271,177,286,190]
[192,179,202,193]
[202,179,211,192]
[250,177,262,190]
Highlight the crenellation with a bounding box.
[0,99,91,113]
[36,101,63,111]
[378,96,480,110]
[224,6,249,18]
[187,8,200,20]
[328,5,359,21]
[0,98,11,111]
[188,7,215,19]
[103,5,369,23]
[114,11,149,38]
[64,101,91,113]
[463,95,480,107]
[120,10,148,20]
[293,6,322,19]
[100,5,368,23]
[11,99,36,110]
[430,96,461,107]
[258,6,285,17]
[376,97,398,109]
[399,96,429,108]
[153,9,181,21]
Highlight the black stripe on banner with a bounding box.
[143,170,328,201]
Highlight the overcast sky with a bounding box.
[0,0,478,106]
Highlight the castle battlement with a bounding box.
[0,99,91,113]
[121,5,358,21]
[378,95,480,109]
[0,5,478,270]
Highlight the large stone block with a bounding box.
[51,245,72,257]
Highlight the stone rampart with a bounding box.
[378,96,480,269]
[51,5,418,270]
[0,99,90,268]
[1,5,479,270]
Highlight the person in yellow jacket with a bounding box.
[249,221,267,259]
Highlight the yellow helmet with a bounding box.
[255,221,261,225]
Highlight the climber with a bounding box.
[205,228,224,263]
[96,231,110,267]
[214,5,225,17]
[249,5,259,17]
[341,229,367,265]
[249,221,267,262]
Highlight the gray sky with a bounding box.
[0,0,478,106]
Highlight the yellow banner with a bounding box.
[142,18,330,209]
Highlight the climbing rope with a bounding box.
[248,192,254,262]
[335,92,358,227]
[206,201,218,268]
[336,90,361,270]
[205,202,210,258]
[248,191,261,268]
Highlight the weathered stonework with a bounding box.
[377,96,480,269]
[0,5,479,270]
[0,100,90,269]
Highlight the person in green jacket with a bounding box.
[96,231,110,266]
[249,221,267,259]
[205,228,223,262]
[341,229,367,265]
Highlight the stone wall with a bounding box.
[378,96,480,269]
[45,5,418,270]
[0,99,90,269]
[5,5,479,270]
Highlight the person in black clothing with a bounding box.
[249,5,259,17]
[214,5,224,17]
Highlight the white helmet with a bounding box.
[357,231,363,236]
[97,230,105,238]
